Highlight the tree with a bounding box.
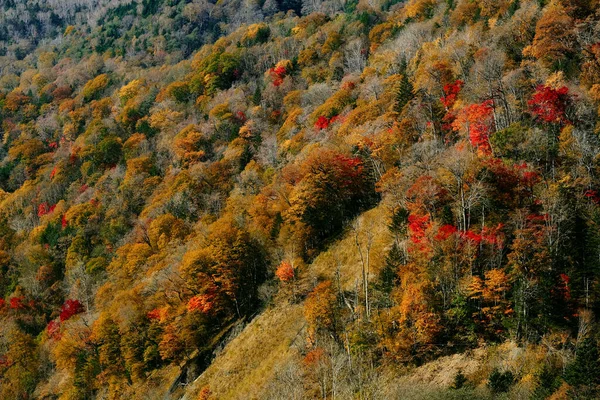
[437,147,483,232]
[158,323,187,364]
[3,90,31,113]
[188,287,218,315]
[268,60,291,87]
[82,74,110,102]
[468,269,512,336]
[393,72,414,114]
[452,100,495,154]
[92,314,126,384]
[89,136,123,168]
[564,337,600,394]
[118,79,144,103]
[488,368,514,393]
[507,207,571,337]
[452,370,468,389]
[440,79,463,110]
[285,148,377,253]
[60,299,85,322]
[275,261,295,283]
[0,329,40,398]
[147,214,188,251]
[404,0,437,19]
[528,85,571,125]
[164,81,191,103]
[304,281,340,343]
[173,125,211,165]
[380,268,442,362]
[523,1,575,70]
[353,218,375,319]
[180,218,267,317]
[471,48,513,130]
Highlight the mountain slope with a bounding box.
[0,0,599,399]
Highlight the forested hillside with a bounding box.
[0,0,600,398]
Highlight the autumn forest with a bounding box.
[0,0,600,399]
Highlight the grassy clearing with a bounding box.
[183,303,305,399]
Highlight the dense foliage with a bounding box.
[0,0,600,399]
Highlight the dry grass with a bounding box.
[398,348,488,388]
[183,303,305,400]
[309,205,392,290]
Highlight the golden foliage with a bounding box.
[82,74,110,101]
[523,1,575,67]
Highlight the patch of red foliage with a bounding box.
[235,111,247,123]
[269,65,287,86]
[462,229,482,243]
[435,224,458,241]
[408,213,430,244]
[558,273,571,300]
[526,213,549,222]
[528,85,570,125]
[453,100,495,154]
[147,308,163,321]
[303,347,325,365]
[484,159,540,204]
[270,109,281,121]
[275,261,295,282]
[481,224,505,246]
[460,224,504,246]
[441,110,457,134]
[585,190,600,204]
[273,65,286,76]
[37,202,56,217]
[434,223,504,247]
[9,297,25,309]
[59,299,84,322]
[47,320,61,340]
[441,79,463,109]
[314,115,340,130]
[69,147,80,164]
[341,81,356,90]
[329,154,364,189]
[521,171,540,187]
[0,355,10,367]
[187,290,217,314]
[315,116,330,130]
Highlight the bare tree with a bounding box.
[352,218,374,320]
[344,39,367,74]
[438,147,485,232]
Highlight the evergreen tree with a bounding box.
[452,370,467,389]
[565,337,600,395]
[393,59,414,114]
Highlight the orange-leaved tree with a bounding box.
[285,148,377,254]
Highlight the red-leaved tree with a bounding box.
[59,299,85,322]
[452,100,495,154]
[528,85,571,125]
[275,261,295,282]
[441,79,464,109]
